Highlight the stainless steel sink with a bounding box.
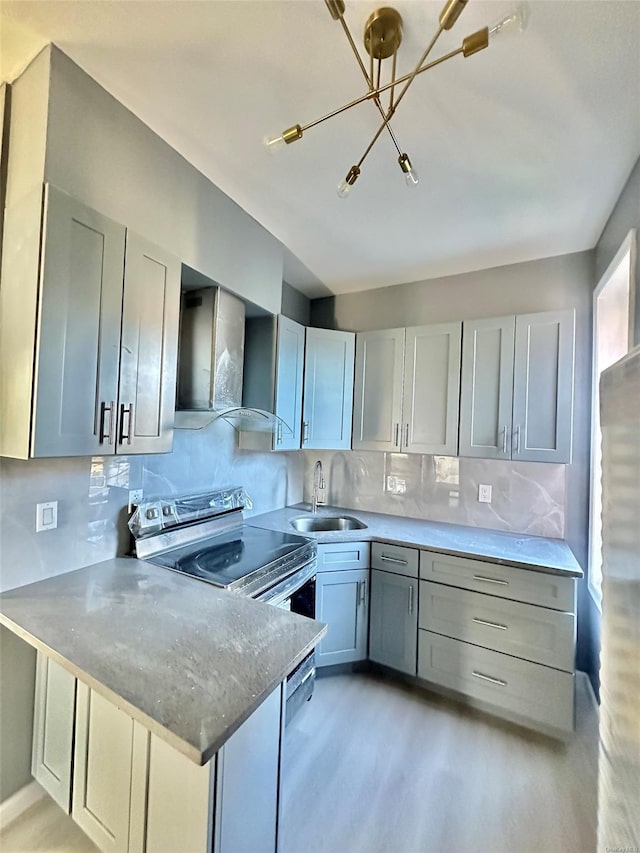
[290,515,368,533]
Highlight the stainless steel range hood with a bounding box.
[175,285,291,435]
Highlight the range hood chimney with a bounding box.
[175,286,290,433]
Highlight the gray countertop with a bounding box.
[248,504,583,577]
[0,558,325,765]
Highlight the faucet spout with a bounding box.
[312,460,325,514]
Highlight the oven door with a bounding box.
[254,558,316,609]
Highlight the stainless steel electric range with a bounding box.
[129,487,317,723]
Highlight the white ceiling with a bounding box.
[2,1,640,298]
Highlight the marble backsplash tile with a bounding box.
[302,451,566,539]
[0,419,304,593]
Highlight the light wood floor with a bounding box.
[0,672,598,853]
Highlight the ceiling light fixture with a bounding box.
[263,0,529,197]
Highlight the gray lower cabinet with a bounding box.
[315,569,369,667]
[417,550,576,734]
[369,570,418,676]
[33,656,284,853]
[32,652,76,813]
[0,183,180,459]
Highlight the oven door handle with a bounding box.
[255,558,317,607]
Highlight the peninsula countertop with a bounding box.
[248,504,583,577]
[0,558,326,765]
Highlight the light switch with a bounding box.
[36,501,58,532]
[478,484,492,504]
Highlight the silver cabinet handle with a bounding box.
[472,670,507,687]
[501,425,508,455]
[394,423,400,447]
[404,423,409,447]
[408,583,414,615]
[119,402,134,445]
[99,401,115,445]
[380,555,408,566]
[302,421,310,444]
[276,420,282,445]
[473,574,508,586]
[359,580,367,606]
[473,617,508,631]
[514,424,521,454]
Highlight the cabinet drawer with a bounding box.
[316,542,370,571]
[419,582,575,672]
[371,542,418,577]
[419,551,575,612]
[418,631,574,733]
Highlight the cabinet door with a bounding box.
[118,231,181,455]
[459,315,515,459]
[72,684,134,853]
[144,732,213,853]
[213,684,283,853]
[315,569,369,667]
[352,328,405,452]
[302,328,355,450]
[274,315,305,451]
[32,652,76,813]
[32,185,125,457]
[402,322,461,455]
[369,570,417,676]
[512,310,575,463]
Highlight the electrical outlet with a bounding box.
[128,489,144,511]
[36,501,58,532]
[478,484,492,504]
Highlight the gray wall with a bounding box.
[312,250,595,677]
[281,281,311,326]
[6,46,284,315]
[0,627,36,802]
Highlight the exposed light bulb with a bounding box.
[488,3,529,39]
[262,134,286,154]
[398,153,419,187]
[405,169,419,188]
[337,165,361,199]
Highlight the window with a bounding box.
[589,230,636,605]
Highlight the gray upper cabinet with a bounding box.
[403,323,462,455]
[302,327,355,450]
[352,327,405,452]
[0,184,180,458]
[512,310,575,463]
[353,323,461,455]
[369,569,418,676]
[274,315,305,450]
[459,310,575,463]
[459,315,515,460]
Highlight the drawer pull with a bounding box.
[473,617,508,631]
[472,670,507,687]
[473,574,508,586]
[380,555,408,566]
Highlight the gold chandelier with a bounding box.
[263,0,529,197]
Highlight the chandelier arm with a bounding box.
[336,15,403,156]
[389,26,443,117]
[390,50,397,112]
[300,45,464,135]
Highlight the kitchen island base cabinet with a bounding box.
[33,658,284,853]
[369,570,418,676]
[32,652,76,813]
[315,569,369,667]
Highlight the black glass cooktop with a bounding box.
[148,524,314,590]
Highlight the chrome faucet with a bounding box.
[311,460,325,514]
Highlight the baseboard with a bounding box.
[0,779,46,829]
[577,669,600,717]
